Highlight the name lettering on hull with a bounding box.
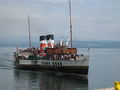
[19,60,88,67]
[42,62,50,66]
[41,62,63,66]
[52,62,62,66]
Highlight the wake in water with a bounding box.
[0,47,15,70]
[0,57,14,70]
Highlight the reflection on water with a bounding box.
[14,70,88,90]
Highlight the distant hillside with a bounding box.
[73,41,120,48]
[0,41,120,48]
[0,41,39,48]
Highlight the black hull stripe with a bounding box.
[15,65,89,75]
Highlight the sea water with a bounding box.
[0,47,120,90]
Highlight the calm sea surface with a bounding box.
[0,47,120,90]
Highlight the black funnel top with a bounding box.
[47,34,54,40]
[40,35,47,41]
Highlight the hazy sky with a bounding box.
[0,0,120,41]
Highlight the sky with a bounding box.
[0,0,120,42]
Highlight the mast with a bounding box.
[68,0,72,48]
[27,16,31,48]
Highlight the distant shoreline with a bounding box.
[0,41,120,48]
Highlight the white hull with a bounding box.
[14,56,89,75]
[19,56,89,67]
